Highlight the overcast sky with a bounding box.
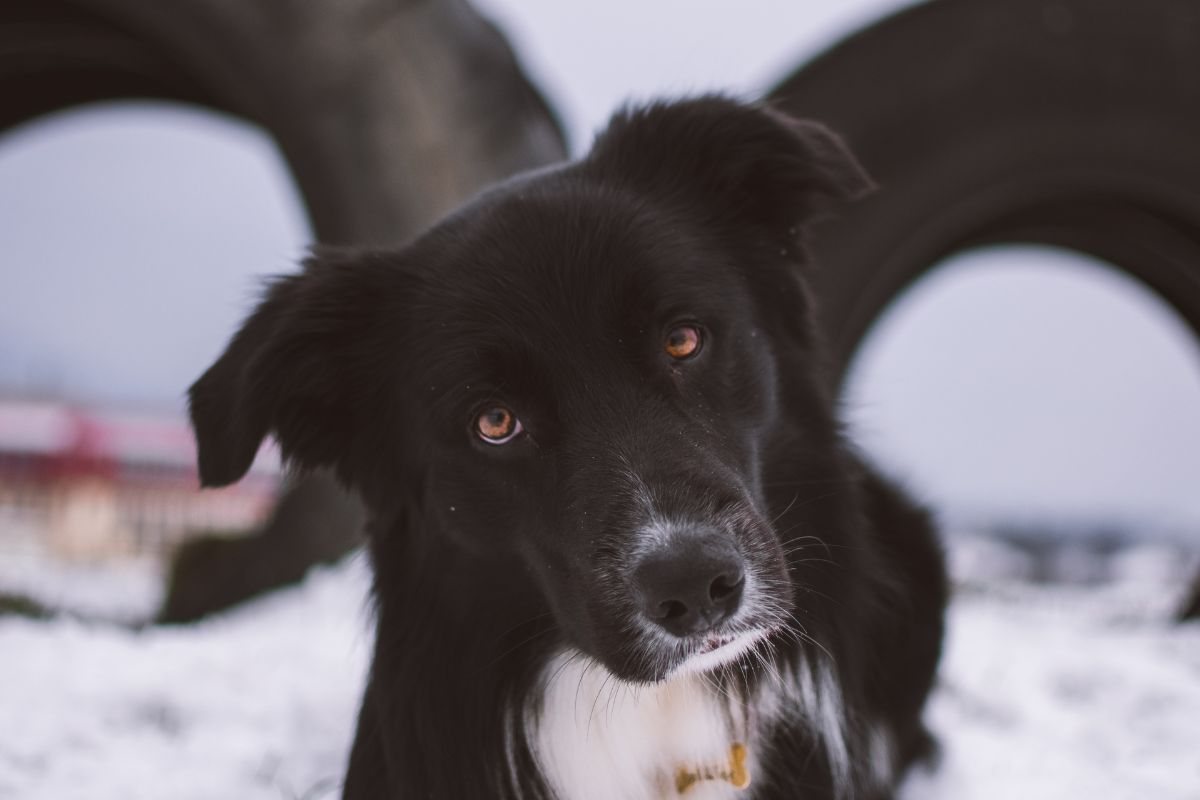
[1,0,1198,532]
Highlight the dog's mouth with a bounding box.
[668,627,774,678]
[698,633,738,653]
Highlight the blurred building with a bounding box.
[0,397,278,561]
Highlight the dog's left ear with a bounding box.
[587,96,873,238]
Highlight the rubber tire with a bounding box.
[770,0,1200,619]
[769,0,1200,379]
[1,0,567,621]
[2,0,566,242]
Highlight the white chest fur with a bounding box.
[532,651,760,800]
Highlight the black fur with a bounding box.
[190,96,946,799]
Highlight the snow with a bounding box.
[908,566,1200,799]
[0,549,163,624]
[0,556,373,800]
[1,540,1197,800]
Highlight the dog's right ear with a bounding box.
[586,96,873,242]
[188,251,395,488]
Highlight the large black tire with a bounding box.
[158,476,362,623]
[2,0,566,621]
[3,0,566,242]
[770,0,1200,377]
[1181,574,1200,621]
[769,0,1200,619]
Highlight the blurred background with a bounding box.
[1,0,1198,798]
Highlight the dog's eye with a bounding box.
[474,406,523,444]
[664,325,703,360]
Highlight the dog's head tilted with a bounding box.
[190,97,871,686]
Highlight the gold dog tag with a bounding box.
[675,743,751,794]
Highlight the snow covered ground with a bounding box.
[908,538,1200,799]
[1,538,1197,800]
[0,552,372,800]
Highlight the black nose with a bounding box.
[634,534,745,638]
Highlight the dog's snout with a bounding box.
[634,533,745,637]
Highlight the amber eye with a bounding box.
[474,406,523,444]
[664,324,703,360]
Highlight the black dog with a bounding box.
[190,96,946,800]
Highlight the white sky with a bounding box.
[0,0,1198,531]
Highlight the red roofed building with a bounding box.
[0,398,279,561]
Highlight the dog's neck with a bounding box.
[529,650,764,800]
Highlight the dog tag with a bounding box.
[675,742,751,794]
